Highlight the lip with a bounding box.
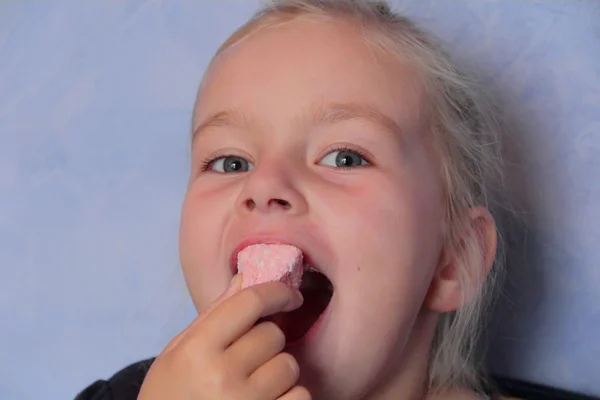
[229,234,335,348]
[285,291,334,349]
[229,236,324,276]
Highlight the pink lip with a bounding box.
[229,235,334,349]
[286,292,334,349]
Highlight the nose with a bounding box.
[243,198,291,211]
[237,162,308,216]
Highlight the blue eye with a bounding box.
[202,155,254,173]
[319,147,370,168]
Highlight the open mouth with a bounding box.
[262,266,333,343]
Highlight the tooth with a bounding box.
[303,262,316,271]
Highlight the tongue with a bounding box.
[237,244,304,289]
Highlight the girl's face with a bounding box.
[180,17,447,398]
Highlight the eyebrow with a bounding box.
[191,101,403,143]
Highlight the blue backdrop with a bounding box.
[1,1,599,399]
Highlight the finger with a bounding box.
[162,274,243,354]
[278,386,312,400]
[225,320,286,374]
[200,274,244,317]
[200,282,303,349]
[248,352,300,399]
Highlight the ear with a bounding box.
[425,206,498,313]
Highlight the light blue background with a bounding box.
[1,1,599,399]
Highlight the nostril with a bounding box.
[243,197,291,211]
[270,198,291,208]
[244,199,256,210]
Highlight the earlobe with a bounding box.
[425,247,464,313]
[425,206,497,313]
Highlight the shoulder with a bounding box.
[75,358,155,400]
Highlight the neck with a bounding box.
[366,310,439,400]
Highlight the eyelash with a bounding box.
[200,153,229,172]
[325,145,372,167]
[199,145,372,172]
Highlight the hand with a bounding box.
[137,275,311,400]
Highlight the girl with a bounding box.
[77,0,505,399]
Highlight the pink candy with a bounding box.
[237,244,304,289]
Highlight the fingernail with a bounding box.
[229,274,242,289]
[285,289,304,311]
[228,274,242,292]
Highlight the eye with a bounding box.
[202,155,254,173]
[319,147,370,168]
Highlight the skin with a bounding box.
[139,16,497,400]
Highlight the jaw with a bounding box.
[359,310,439,400]
[284,293,440,400]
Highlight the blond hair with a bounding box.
[210,0,506,395]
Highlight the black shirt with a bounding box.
[75,358,520,400]
[75,358,155,400]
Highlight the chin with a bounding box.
[282,314,376,400]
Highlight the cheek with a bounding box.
[325,175,444,326]
[180,189,216,261]
[179,186,232,311]
[326,176,443,276]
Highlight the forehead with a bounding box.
[193,16,428,137]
